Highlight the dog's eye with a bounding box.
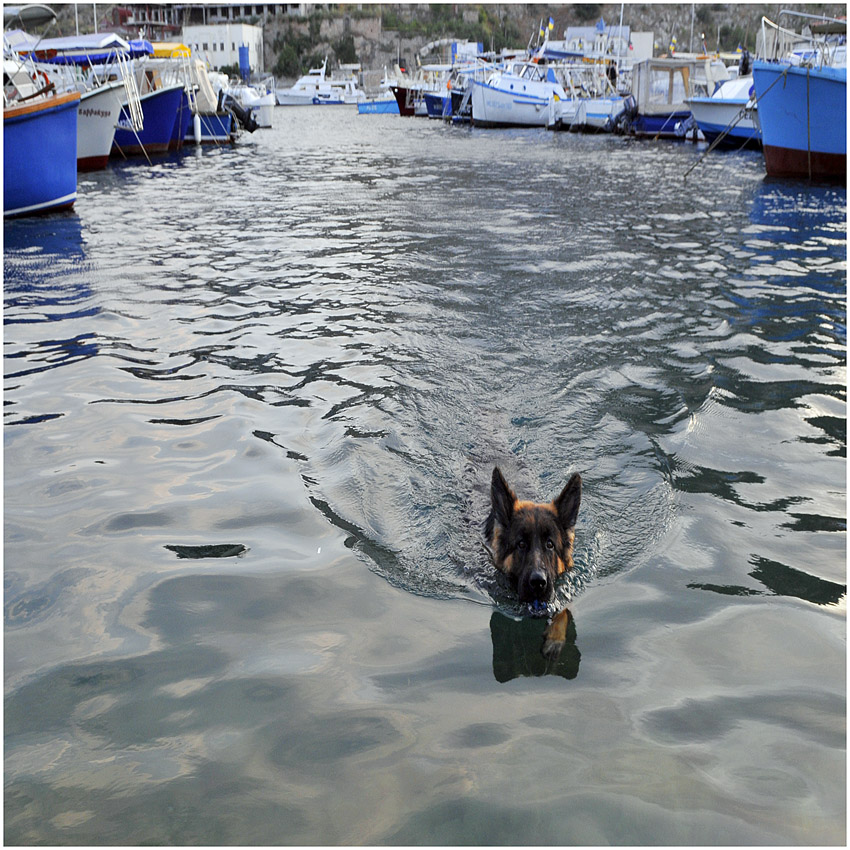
[516,539,527,550]
[546,539,555,550]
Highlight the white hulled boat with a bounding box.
[276,58,365,106]
[471,60,568,127]
[546,63,627,132]
[686,73,761,148]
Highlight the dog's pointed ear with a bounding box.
[491,467,516,528]
[554,473,581,531]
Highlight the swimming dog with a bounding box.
[485,467,581,658]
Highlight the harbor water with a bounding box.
[4,108,846,845]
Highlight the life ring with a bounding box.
[31,69,50,90]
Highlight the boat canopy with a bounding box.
[128,39,154,57]
[7,31,152,65]
[630,57,698,114]
[152,42,191,58]
[542,47,586,61]
[12,32,130,53]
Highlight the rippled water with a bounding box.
[4,108,846,844]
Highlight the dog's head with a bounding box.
[486,467,582,608]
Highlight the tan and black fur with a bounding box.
[485,467,581,658]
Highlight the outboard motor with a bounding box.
[612,94,637,135]
[220,92,259,133]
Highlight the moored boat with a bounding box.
[186,60,241,142]
[186,110,234,142]
[545,64,626,132]
[471,62,568,128]
[112,83,184,156]
[424,90,451,118]
[76,81,127,168]
[621,57,699,138]
[220,78,274,127]
[753,61,845,181]
[391,83,429,116]
[277,58,365,106]
[357,95,399,114]
[686,74,761,148]
[4,89,80,217]
[751,15,846,182]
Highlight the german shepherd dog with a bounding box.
[485,467,582,659]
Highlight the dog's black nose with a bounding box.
[529,569,548,594]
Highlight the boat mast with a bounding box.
[616,2,624,78]
[689,2,694,52]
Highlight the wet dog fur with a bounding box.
[485,467,582,658]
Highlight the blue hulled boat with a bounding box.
[753,61,846,182]
[4,90,80,217]
[169,87,193,151]
[187,111,235,143]
[112,84,184,156]
[751,13,846,182]
[357,98,400,114]
[623,57,699,139]
[423,91,452,118]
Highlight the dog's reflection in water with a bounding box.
[490,608,580,682]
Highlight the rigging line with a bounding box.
[682,107,748,180]
[806,66,812,181]
[651,109,679,142]
[683,65,789,181]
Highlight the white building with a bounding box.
[182,22,264,73]
[564,24,630,58]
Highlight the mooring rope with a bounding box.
[683,64,790,181]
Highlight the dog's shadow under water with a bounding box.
[489,609,581,682]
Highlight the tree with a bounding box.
[334,33,358,65]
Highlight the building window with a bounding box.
[203,42,208,51]
[221,43,225,52]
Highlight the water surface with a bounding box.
[4,108,846,844]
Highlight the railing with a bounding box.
[760,14,846,69]
[178,52,197,114]
[115,51,144,131]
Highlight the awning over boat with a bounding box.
[7,31,152,65]
[541,46,585,60]
[16,32,132,53]
[128,39,155,57]
[152,42,191,58]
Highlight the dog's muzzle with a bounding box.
[520,567,553,607]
